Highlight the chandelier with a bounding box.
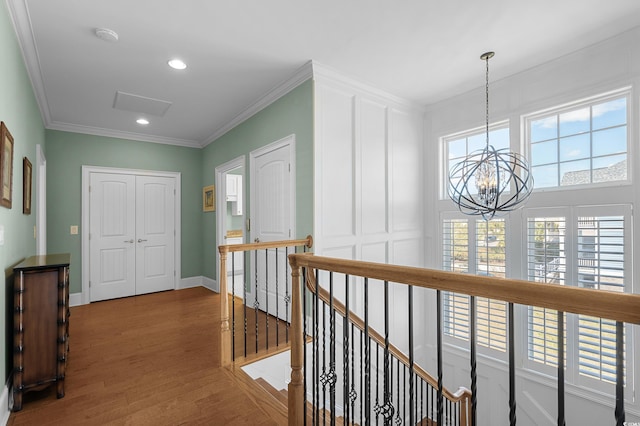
[448,52,533,220]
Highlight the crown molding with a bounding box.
[47,121,202,148]
[203,61,314,146]
[311,61,427,112]
[7,0,53,126]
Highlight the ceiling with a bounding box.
[7,1,640,148]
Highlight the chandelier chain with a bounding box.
[485,55,490,149]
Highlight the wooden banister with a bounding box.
[218,235,313,368]
[288,253,640,324]
[287,253,640,425]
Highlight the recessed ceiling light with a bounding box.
[168,59,187,70]
[136,118,149,125]
[95,28,119,42]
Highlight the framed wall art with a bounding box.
[203,185,215,212]
[23,157,32,215]
[0,121,14,209]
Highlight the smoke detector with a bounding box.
[95,28,119,42]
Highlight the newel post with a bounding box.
[288,255,304,426]
[219,245,231,367]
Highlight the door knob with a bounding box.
[124,239,134,243]
[137,239,148,243]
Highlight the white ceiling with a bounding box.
[8,0,640,148]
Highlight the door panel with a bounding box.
[252,142,293,320]
[135,176,176,295]
[89,173,136,302]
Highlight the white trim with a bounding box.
[81,166,182,305]
[215,156,246,294]
[178,276,204,290]
[201,276,217,292]
[47,121,201,148]
[69,292,82,307]
[35,144,46,255]
[0,385,9,425]
[6,0,51,127]
[204,63,313,146]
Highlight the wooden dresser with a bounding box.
[12,254,70,411]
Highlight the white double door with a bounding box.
[89,172,176,302]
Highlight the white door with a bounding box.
[89,173,175,302]
[89,173,137,301]
[250,136,295,321]
[135,176,175,295]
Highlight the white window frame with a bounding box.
[523,88,631,192]
[441,121,510,201]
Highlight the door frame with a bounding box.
[215,156,245,294]
[35,144,46,255]
[81,165,182,305]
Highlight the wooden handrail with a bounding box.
[288,253,640,324]
[218,235,313,367]
[304,268,471,405]
[288,253,640,426]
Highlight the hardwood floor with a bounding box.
[8,287,287,426]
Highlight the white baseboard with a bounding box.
[178,276,203,289]
[0,385,10,425]
[69,276,218,307]
[201,276,218,292]
[69,292,83,307]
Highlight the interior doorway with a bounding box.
[216,157,246,296]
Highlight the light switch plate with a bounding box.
[70,225,78,235]
[0,225,4,245]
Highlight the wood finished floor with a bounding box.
[8,287,288,426]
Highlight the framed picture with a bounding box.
[23,157,32,215]
[203,185,215,212]
[0,122,14,209]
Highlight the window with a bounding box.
[526,91,628,189]
[526,216,566,368]
[444,124,509,199]
[442,217,507,352]
[524,209,629,386]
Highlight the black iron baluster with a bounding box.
[254,250,259,354]
[285,247,290,343]
[321,283,327,426]
[364,278,370,425]
[470,294,477,426]
[243,251,248,358]
[383,280,391,425]
[303,267,308,426]
[329,272,337,425]
[314,269,320,426]
[351,323,356,424]
[374,343,380,424]
[231,253,236,361]
[615,321,625,426]
[275,247,279,347]
[508,302,516,426]
[558,310,565,426]
[344,274,350,425]
[409,285,415,426]
[265,249,269,351]
[437,290,443,426]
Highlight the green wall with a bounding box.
[46,131,203,293]
[0,2,46,383]
[202,80,314,280]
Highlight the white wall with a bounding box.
[425,27,640,425]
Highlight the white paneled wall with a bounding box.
[314,66,425,268]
